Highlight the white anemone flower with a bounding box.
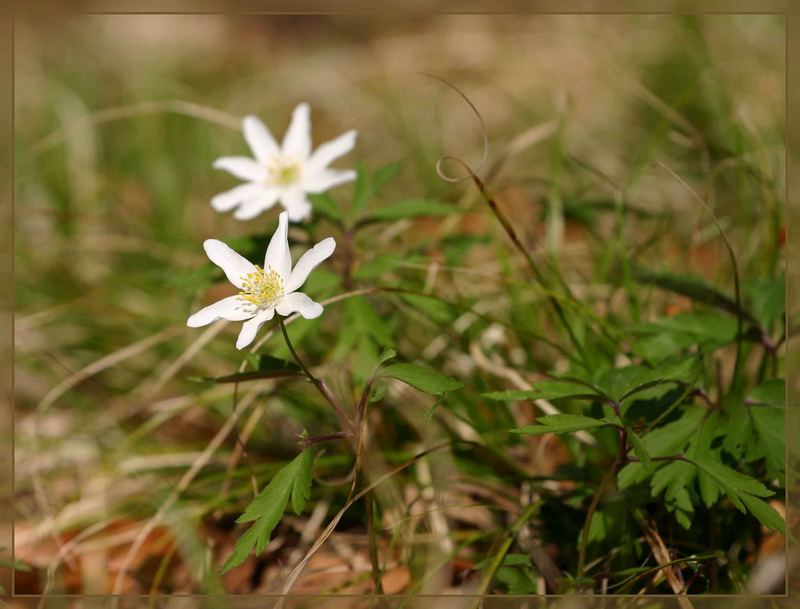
[187,211,335,350]
[211,103,357,222]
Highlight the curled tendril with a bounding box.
[421,72,488,183]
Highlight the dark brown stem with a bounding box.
[469,174,585,360]
[300,431,353,448]
[693,388,717,410]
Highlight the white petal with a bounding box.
[243,115,279,164]
[187,295,254,327]
[280,187,312,222]
[307,129,357,172]
[302,169,356,194]
[211,183,267,212]
[203,239,256,290]
[236,307,275,350]
[282,103,312,160]
[285,237,336,293]
[264,211,292,279]
[232,189,280,220]
[213,156,266,182]
[276,292,323,319]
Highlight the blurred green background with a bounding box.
[11,13,786,595]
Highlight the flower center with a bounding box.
[266,157,300,186]
[239,265,284,308]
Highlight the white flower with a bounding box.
[211,103,357,222]
[187,211,335,350]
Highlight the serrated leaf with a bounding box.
[599,358,699,403]
[688,458,775,517]
[628,431,653,473]
[511,414,609,436]
[222,450,312,573]
[739,494,785,534]
[633,310,740,361]
[651,460,695,497]
[744,276,785,327]
[747,379,784,407]
[381,363,463,395]
[291,449,313,515]
[221,520,264,573]
[749,407,785,482]
[618,407,705,489]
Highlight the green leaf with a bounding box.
[484,380,600,402]
[628,431,653,473]
[744,276,785,327]
[362,199,456,223]
[647,310,739,342]
[633,310,740,361]
[291,449,313,515]
[621,358,699,401]
[631,265,755,323]
[587,510,607,544]
[474,553,531,570]
[345,296,393,348]
[747,379,784,407]
[371,159,405,193]
[739,494,785,534]
[381,363,463,395]
[686,459,784,533]
[750,406,785,482]
[496,565,538,594]
[376,347,398,367]
[369,382,387,403]
[511,414,610,436]
[688,458,774,517]
[618,406,705,489]
[689,412,723,508]
[352,163,370,211]
[307,192,342,222]
[222,450,312,573]
[400,293,456,324]
[598,358,699,403]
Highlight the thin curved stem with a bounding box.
[278,318,353,432]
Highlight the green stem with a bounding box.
[577,403,627,580]
[471,502,541,603]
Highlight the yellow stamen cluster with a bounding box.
[266,158,300,186]
[239,265,284,307]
